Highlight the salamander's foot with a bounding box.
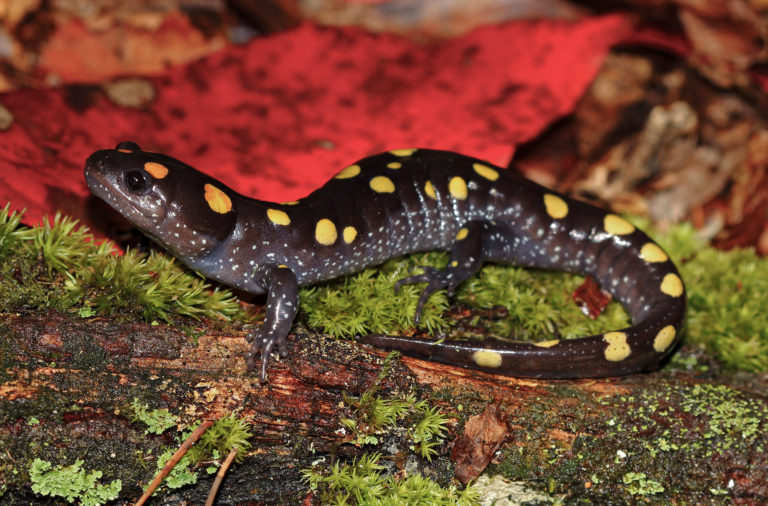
[245,328,289,382]
[395,266,460,324]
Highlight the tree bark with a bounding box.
[1,312,766,504]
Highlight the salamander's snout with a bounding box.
[83,149,114,187]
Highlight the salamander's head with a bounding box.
[85,141,237,259]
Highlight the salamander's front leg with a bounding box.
[396,220,490,323]
[247,265,299,381]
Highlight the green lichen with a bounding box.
[598,381,765,498]
[130,399,179,435]
[29,458,121,506]
[679,384,764,444]
[302,453,479,505]
[153,449,197,490]
[623,472,664,495]
[486,377,767,502]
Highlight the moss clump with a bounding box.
[303,453,478,505]
[338,354,449,461]
[341,389,449,461]
[0,203,243,323]
[682,247,768,373]
[186,414,252,465]
[300,252,451,337]
[66,249,241,323]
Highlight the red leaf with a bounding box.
[0,17,630,227]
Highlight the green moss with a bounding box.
[303,453,479,505]
[29,458,122,506]
[340,387,449,462]
[0,203,25,257]
[682,247,768,373]
[0,204,243,323]
[187,414,252,464]
[66,249,242,323]
[409,403,449,461]
[300,253,450,337]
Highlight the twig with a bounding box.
[134,420,214,506]
[205,447,239,506]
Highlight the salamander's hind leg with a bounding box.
[246,265,299,381]
[396,220,492,324]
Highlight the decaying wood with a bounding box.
[1,312,766,503]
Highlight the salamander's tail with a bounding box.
[361,296,685,379]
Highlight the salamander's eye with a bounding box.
[124,170,150,192]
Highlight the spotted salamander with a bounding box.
[85,142,686,381]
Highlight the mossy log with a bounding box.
[1,312,766,504]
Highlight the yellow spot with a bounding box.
[387,162,402,169]
[533,339,560,348]
[450,260,458,267]
[144,162,168,179]
[604,214,635,235]
[472,350,502,368]
[640,243,668,263]
[315,219,337,245]
[117,149,133,153]
[660,273,683,297]
[267,208,290,226]
[335,164,360,179]
[654,325,676,353]
[603,332,631,362]
[281,200,299,205]
[204,184,232,214]
[449,177,468,200]
[278,264,288,268]
[424,181,437,199]
[455,228,469,240]
[370,176,395,193]
[343,226,357,244]
[390,148,416,157]
[543,194,568,219]
[472,163,499,181]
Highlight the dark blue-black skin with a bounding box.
[85,142,686,381]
